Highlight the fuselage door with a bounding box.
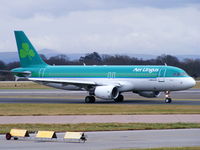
[39,68,46,77]
[158,68,166,82]
[107,72,116,79]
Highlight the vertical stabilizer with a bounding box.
[14,31,47,68]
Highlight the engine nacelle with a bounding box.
[137,91,160,98]
[94,86,119,100]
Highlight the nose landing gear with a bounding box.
[165,91,172,103]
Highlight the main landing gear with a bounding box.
[114,94,124,102]
[85,94,124,103]
[85,96,96,103]
[165,91,172,103]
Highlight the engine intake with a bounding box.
[94,86,119,100]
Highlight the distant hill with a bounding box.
[0,52,19,63]
[0,49,84,63]
[0,49,199,63]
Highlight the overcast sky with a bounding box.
[0,0,200,55]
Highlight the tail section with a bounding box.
[14,31,48,68]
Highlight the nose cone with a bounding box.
[187,77,196,88]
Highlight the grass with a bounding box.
[0,122,200,134]
[0,81,51,89]
[194,81,200,88]
[0,103,200,116]
[112,147,200,150]
[0,81,199,89]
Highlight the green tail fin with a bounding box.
[14,31,48,68]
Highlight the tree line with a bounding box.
[0,52,200,80]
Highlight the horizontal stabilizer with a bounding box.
[0,70,31,76]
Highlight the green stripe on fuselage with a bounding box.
[12,65,189,79]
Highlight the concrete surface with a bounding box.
[0,89,200,105]
[0,114,200,124]
[0,129,200,150]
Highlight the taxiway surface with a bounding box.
[0,129,200,150]
[0,114,200,124]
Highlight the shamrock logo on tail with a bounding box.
[20,43,35,60]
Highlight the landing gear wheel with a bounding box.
[5,133,12,140]
[85,96,95,103]
[164,91,172,103]
[114,94,124,102]
[165,98,172,103]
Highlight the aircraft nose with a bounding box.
[187,77,196,88]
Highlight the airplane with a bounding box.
[7,31,196,103]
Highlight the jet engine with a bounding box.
[135,91,160,98]
[94,86,119,99]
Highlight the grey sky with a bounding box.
[0,0,200,55]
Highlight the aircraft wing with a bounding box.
[28,77,97,86]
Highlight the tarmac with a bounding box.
[0,129,200,150]
[0,88,200,105]
[0,114,200,124]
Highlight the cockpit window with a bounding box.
[173,72,188,77]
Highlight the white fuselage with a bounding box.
[38,76,196,92]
